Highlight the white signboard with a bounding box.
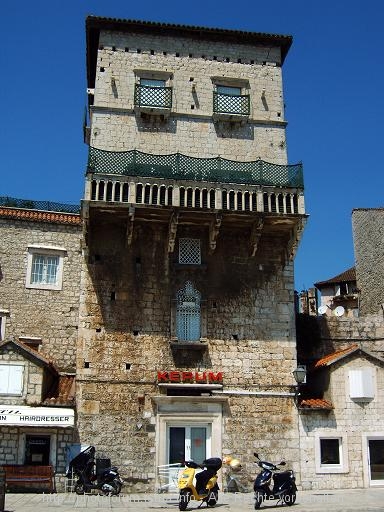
[0,405,75,427]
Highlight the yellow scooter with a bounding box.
[178,458,222,510]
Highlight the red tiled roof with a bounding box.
[314,267,356,288]
[299,398,334,410]
[0,339,58,371]
[0,207,81,225]
[314,344,359,368]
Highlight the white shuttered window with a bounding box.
[0,364,24,395]
[349,368,375,399]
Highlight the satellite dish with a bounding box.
[334,306,345,317]
[318,305,328,315]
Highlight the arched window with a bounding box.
[176,281,201,341]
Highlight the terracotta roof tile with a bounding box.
[0,207,81,225]
[299,398,334,410]
[315,267,356,288]
[314,344,359,368]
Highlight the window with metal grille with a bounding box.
[176,281,201,341]
[179,238,201,265]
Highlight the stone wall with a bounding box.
[76,217,300,490]
[90,30,288,164]
[299,354,384,489]
[0,217,82,371]
[352,208,384,315]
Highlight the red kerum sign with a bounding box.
[157,370,223,384]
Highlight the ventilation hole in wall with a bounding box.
[251,60,255,64]
[163,51,167,56]
[232,334,239,341]
[84,361,90,369]
[125,47,129,52]
[237,58,242,63]
[191,105,195,110]
[226,57,230,62]
[189,53,193,58]
[137,49,141,53]
[277,112,281,117]
[110,291,116,301]
[150,49,154,55]
[96,328,102,333]
[99,46,104,50]
[100,67,105,72]
[189,77,194,81]
[176,52,180,57]
[262,61,266,65]
[112,46,116,51]
[125,363,132,370]
[213,56,217,60]
[133,330,140,336]
[201,55,206,59]
[212,301,217,309]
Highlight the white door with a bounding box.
[165,424,211,490]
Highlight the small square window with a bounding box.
[26,246,65,291]
[320,438,340,465]
[0,364,24,395]
[179,238,201,265]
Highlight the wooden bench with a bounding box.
[3,465,55,493]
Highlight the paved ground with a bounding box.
[2,488,384,512]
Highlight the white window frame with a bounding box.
[0,363,25,396]
[0,309,9,341]
[315,433,348,474]
[26,245,66,291]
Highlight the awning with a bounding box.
[0,405,75,427]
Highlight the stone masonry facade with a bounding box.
[0,216,82,371]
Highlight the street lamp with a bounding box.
[292,365,307,405]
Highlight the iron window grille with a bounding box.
[176,281,201,341]
[213,88,250,116]
[134,83,172,109]
[179,238,201,265]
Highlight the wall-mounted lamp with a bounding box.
[261,88,266,98]
[111,76,116,86]
[292,365,307,405]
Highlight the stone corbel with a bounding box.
[168,211,179,253]
[287,218,306,261]
[126,206,135,246]
[209,213,222,254]
[250,217,264,257]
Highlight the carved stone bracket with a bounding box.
[287,217,306,261]
[168,211,179,253]
[250,217,264,257]
[126,206,135,246]
[209,213,222,254]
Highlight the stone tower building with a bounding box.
[78,16,306,491]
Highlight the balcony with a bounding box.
[134,84,172,115]
[87,147,303,189]
[213,91,250,121]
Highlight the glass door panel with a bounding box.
[369,439,384,484]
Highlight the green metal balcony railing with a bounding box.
[134,84,173,109]
[0,196,80,213]
[213,91,250,116]
[87,147,304,189]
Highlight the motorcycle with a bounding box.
[67,445,123,496]
[177,457,222,510]
[253,453,296,509]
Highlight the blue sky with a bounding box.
[2,0,383,291]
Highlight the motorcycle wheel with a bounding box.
[179,490,191,511]
[74,481,85,495]
[207,490,218,507]
[254,491,264,509]
[283,491,296,506]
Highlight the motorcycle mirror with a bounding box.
[254,453,259,458]
[279,461,286,466]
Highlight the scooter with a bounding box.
[67,446,123,496]
[253,453,296,509]
[178,457,222,510]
